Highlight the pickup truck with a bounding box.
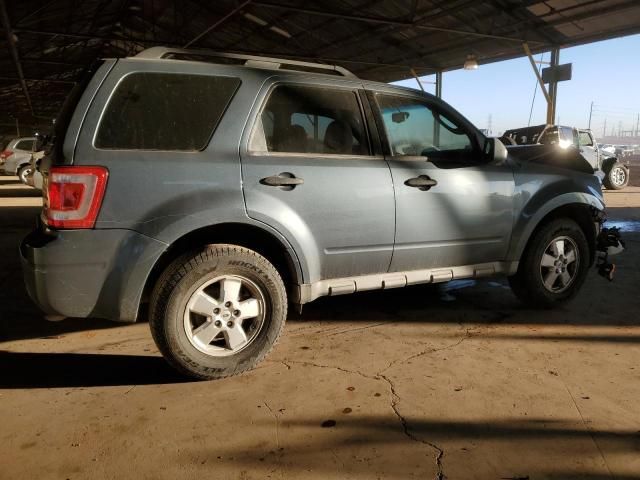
[502,125,630,190]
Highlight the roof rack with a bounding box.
[133,47,357,78]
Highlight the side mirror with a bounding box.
[485,137,508,164]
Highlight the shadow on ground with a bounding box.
[0,351,189,388]
[194,415,640,480]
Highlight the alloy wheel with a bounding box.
[539,236,580,293]
[183,275,265,356]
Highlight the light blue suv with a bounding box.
[21,48,619,379]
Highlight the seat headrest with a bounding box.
[324,120,352,154]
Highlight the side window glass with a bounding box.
[376,94,473,161]
[539,127,559,145]
[16,140,34,151]
[558,127,575,148]
[571,128,579,147]
[250,85,369,155]
[579,132,593,147]
[95,73,241,150]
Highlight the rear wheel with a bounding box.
[149,245,287,380]
[603,162,629,190]
[509,219,590,308]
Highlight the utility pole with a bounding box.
[588,101,594,129]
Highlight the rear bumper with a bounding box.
[21,226,167,322]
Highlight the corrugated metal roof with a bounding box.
[1,0,639,135]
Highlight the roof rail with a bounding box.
[133,47,357,78]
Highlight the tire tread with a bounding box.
[149,244,287,380]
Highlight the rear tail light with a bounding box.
[0,149,13,160]
[43,166,108,229]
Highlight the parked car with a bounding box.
[22,48,622,380]
[0,137,37,181]
[502,125,630,189]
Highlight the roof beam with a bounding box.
[0,0,34,116]
[0,76,76,84]
[251,1,547,44]
[183,0,252,48]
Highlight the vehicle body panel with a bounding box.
[21,227,167,321]
[73,59,255,244]
[507,158,604,261]
[385,159,515,270]
[239,76,396,282]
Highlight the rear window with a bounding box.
[95,73,240,151]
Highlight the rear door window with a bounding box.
[249,85,370,155]
[95,73,240,150]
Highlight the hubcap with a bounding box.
[611,167,626,186]
[183,275,265,357]
[539,236,579,293]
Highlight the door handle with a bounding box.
[260,174,304,187]
[405,175,438,191]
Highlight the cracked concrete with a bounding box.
[2,177,640,479]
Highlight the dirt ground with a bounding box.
[1,175,639,480]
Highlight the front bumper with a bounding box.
[21,226,167,322]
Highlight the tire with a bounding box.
[509,219,590,308]
[17,164,32,184]
[603,162,629,190]
[149,244,287,380]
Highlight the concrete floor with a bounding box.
[1,176,639,480]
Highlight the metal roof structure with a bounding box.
[1,0,640,137]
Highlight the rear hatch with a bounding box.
[39,60,113,170]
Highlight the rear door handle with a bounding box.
[405,175,437,190]
[260,174,304,187]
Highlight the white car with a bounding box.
[0,137,36,181]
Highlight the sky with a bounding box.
[394,34,640,137]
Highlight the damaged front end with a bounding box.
[593,209,626,280]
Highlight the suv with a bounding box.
[0,137,36,182]
[502,125,630,189]
[22,48,616,380]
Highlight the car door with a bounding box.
[240,81,395,282]
[578,130,599,171]
[368,88,515,272]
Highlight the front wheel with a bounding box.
[17,165,33,184]
[603,162,629,190]
[149,245,287,380]
[509,219,590,308]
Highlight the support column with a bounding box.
[435,71,442,98]
[547,48,560,124]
